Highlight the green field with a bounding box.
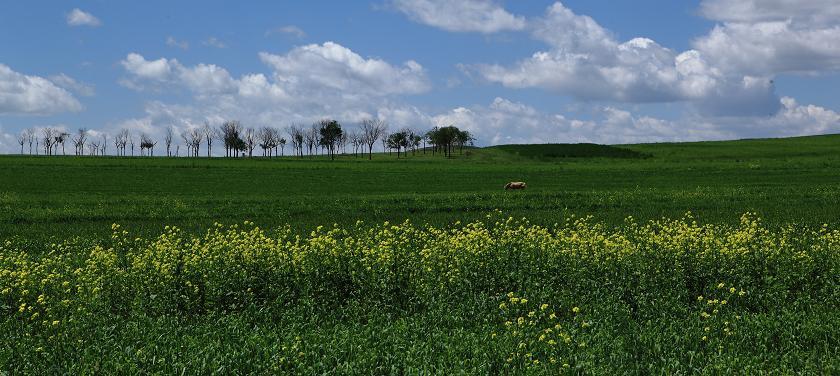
[2,135,840,373]
[4,134,840,241]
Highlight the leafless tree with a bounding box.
[202,121,216,157]
[55,132,70,155]
[101,133,108,155]
[287,124,304,158]
[25,129,35,155]
[258,127,277,157]
[114,129,129,156]
[164,126,174,157]
[304,123,319,157]
[129,133,136,156]
[189,128,203,157]
[41,127,56,155]
[88,141,99,156]
[361,118,387,160]
[348,130,362,157]
[16,130,27,154]
[243,127,257,157]
[72,128,88,156]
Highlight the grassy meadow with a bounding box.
[2,135,840,373]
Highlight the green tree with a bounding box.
[319,119,343,160]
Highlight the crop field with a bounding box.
[2,135,840,373]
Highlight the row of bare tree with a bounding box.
[14,120,474,159]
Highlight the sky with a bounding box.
[1,0,840,153]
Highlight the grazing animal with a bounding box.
[504,182,527,190]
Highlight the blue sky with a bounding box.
[2,0,840,153]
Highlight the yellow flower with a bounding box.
[718,282,725,289]
[540,303,549,311]
[729,287,736,293]
[702,336,708,341]
[499,302,507,310]
[572,306,580,313]
[520,298,528,304]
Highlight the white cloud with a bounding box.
[392,0,525,33]
[699,0,840,25]
[49,73,95,97]
[258,42,430,95]
[473,2,783,117]
[431,97,840,145]
[693,21,840,77]
[66,8,101,27]
[266,25,306,38]
[0,64,83,115]
[121,53,177,82]
[202,37,227,49]
[166,36,189,50]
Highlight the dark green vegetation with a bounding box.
[2,134,840,373]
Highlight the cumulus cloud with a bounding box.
[431,98,727,145]
[258,42,430,95]
[432,97,840,145]
[66,8,101,27]
[472,2,784,117]
[391,0,525,33]
[694,1,840,76]
[699,0,840,25]
[0,64,83,115]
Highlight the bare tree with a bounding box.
[189,128,203,157]
[115,129,129,156]
[99,133,108,155]
[101,133,108,156]
[56,132,70,155]
[180,130,191,157]
[287,124,304,158]
[304,123,319,157]
[164,126,174,157]
[244,127,257,157]
[16,130,27,154]
[25,129,35,155]
[361,119,387,160]
[72,128,88,156]
[129,133,136,156]
[258,127,277,157]
[42,127,56,155]
[88,141,99,156]
[202,121,215,157]
[278,137,286,156]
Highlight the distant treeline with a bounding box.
[14,120,475,159]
